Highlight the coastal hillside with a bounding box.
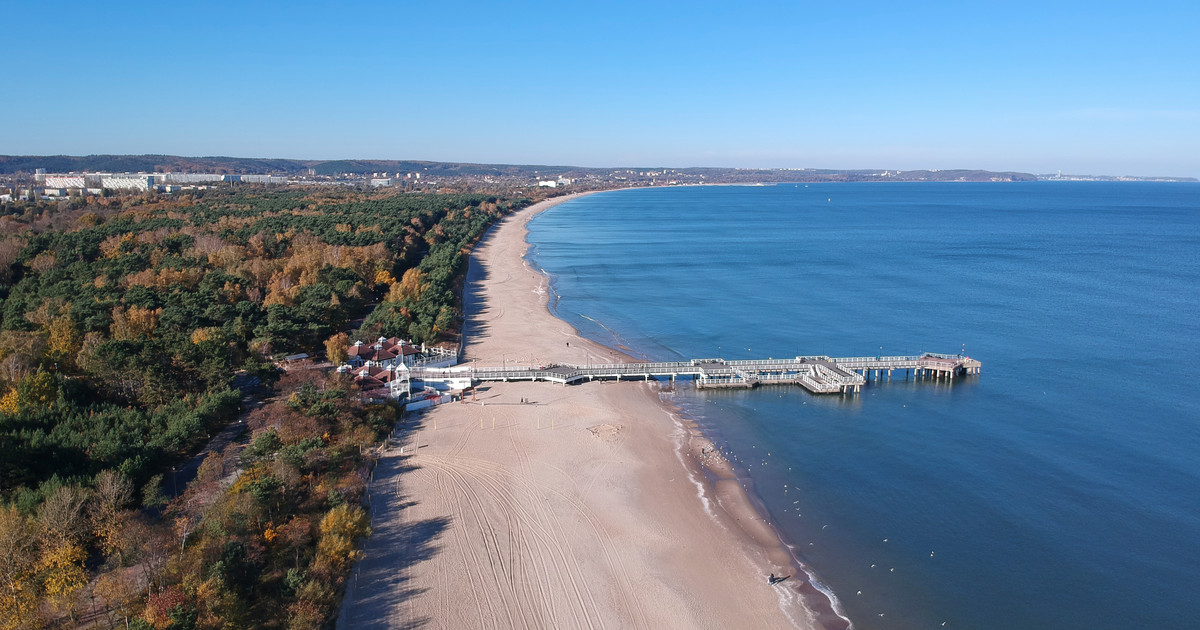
[0,154,1046,182]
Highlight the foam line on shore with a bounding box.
[520,191,849,628]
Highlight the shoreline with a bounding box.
[657,395,853,630]
[518,192,851,628]
[339,190,832,629]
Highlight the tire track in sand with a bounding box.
[425,453,600,630]
[510,418,652,630]
[417,464,489,627]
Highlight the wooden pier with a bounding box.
[416,353,980,395]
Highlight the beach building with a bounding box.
[340,336,459,402]
[343,364,411,402]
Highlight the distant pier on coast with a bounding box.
[417,353,981,395]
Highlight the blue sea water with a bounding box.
[525,183,1200,630]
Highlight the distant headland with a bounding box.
[0,154,1194,186]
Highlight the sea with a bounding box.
[525,182,1200,630]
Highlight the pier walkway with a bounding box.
[415,353,981,395]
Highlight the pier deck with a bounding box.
[417,353,980,395]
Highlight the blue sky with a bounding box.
[4,1,1198,176]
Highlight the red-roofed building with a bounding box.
[340,334,458,401]
[344,336,457,370]
[343,362,411,402]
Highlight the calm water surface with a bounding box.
[526,183,1200,630]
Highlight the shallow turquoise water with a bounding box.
[527,183,1200,630]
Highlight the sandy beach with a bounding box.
[337,192,830,629]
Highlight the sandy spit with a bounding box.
[337,192,828,629]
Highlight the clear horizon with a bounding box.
[3,1,1197,178]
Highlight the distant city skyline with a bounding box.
[3,1,1198,177]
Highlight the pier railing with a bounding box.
[449,351,977,395]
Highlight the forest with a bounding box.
[0,186,527,628]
